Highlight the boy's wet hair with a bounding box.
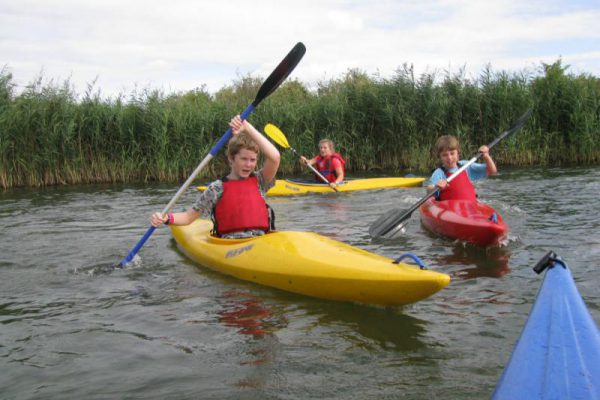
[227,133,259,158]
[319,138,335,151]
[435,135,460,155]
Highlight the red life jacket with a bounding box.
[213,175,270,236]
[438,167,477,201]
[314,153,345,183]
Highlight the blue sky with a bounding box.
[1,0,599,98]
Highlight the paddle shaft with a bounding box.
[119,43,306,267]
[289,148,339,192]
[119,105,255,267]
[412,117,527,214]
[263,123,338,192]
[397,153,481,223]
[371,108,533,237]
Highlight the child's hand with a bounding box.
[436,179,449,190]
[151,212,167,227]
[300,156,308,164]
[229,115,246,136]
[479,145,490,157]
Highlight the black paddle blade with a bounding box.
[253,42,306,107]
[369,208,409,239]
[369,190,437,239]
[488,108,533,149]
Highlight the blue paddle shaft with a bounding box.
[209,105,255,156]
[120,226,156,266]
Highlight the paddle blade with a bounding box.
[369,189,437,238]
[264,123,291,149]
[253,42,306,107]
[369,208,410,239]
[264,124,337,191]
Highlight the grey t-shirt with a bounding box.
[193,171,275,239]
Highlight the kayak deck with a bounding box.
[493,252,600,399]
[170,219,450,306]
[419,198,508,247]
[197,177,425,196]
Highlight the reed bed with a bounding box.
[1,60,599,189]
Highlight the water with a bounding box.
[1,167,599,399]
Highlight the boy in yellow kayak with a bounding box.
[150,115,280,238]
[425,135,497,200]
[300,138,345,188]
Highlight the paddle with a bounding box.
[369,108,533,239]
[263,123,339,192]
[118,42,306,267]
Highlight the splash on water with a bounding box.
[72,254,143,276]
[125,254,143,268]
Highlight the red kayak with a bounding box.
[419,198,508,247]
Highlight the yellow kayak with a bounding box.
[197,177,425,196]
[170,220,450,306]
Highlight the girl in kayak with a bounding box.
[150,115,280,238]
[425,135,497,200]
[300,139,345,189]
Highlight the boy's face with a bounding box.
[229,148,258,179]
[439,148,459,169]
[319,143,332,157]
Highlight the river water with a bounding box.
[1,166,599,399]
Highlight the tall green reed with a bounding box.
[1,59,599,189]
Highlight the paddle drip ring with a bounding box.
[393,253,427,270]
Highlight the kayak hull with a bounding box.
[170,219,450,306]
[419,198,508,247]
[198,177,425,196]
[493,259,600,399]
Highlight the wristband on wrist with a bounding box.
[164,213,174,225]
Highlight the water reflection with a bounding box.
[299,301,429,351]
[217,290,284,337]
[216,287,431,353]
[215,290,288,390]
[436,244,511,280]
[2,168,599,399]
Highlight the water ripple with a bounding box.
[0,171,599,399]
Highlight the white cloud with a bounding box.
[1,0,599,98]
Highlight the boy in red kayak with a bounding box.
[150,115,280,238]
[300,139,345,189]
[425,135,497,200]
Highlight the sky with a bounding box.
[2,0,600,99]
